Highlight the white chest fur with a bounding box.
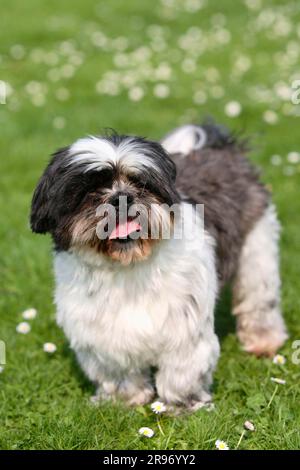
[54,209,217,372]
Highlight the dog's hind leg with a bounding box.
[233,204,288,356]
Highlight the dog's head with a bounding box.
[30,133,179,264]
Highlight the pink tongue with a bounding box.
[109,220,142,240]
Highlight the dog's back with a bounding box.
[162,124,269,285]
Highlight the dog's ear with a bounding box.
[168,157,177,183]
[30,167,53,233]
[30,147,69,233]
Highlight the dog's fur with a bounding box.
[30,123,288,410]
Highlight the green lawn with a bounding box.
[1,0,300,450]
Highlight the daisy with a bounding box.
[153,84,170,99]
[224,101,241,118]
[283,166,295,176]
[128,86,144,102]
[10,44,25,60]
[244,420,255,431]
[55,88,70,101]
[53,117,66,130]
[273,354,286,365]
[193,90,207,105]
[270,154,282,166]
[16,322,31,334]
[61,64,75,79]
[271,377,286,385]
[43,343,57,354]
[31,94,46,107]
[22,308,37,320]
[151,401,167,414]
[215,439,229,450]
[138,427,154,438]
[287,152,300,164]
[0,81,6,105]
[263,110,278,125]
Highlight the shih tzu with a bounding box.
[30,123,288,410]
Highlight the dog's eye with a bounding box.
[128,175,150,190]
[85,169,114,191]
[97,169,114,187]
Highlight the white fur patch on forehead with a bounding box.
[161,125,207,156]
[68,136,158,172]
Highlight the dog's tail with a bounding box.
[161,120,246,156]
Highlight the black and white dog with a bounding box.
[30,123,287,410]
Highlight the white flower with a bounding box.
[112,36,129,52]
[275,83,291,101]
[61,64,75,79]
[138,427,154,438]
[270,154,282,166]
[16,322,31,334]
[113,53,129,67]
[53,116,66,130]
[244,420,255,431]
[47,68,61,82]
[44,52,59,66]
[181,58,196,73]
[151,401,167,414]
[31,94,46,107]
[22,308,37,320]
[287,152,300,164]
[215,439,229,450]
[70,53,84,66]
[43,343,57,354]
[235,55,252,74]
[271,377,286,385]
[283,166,295,176]
[128,86,144,102]
[25,81,46,95]
[0,366,4,373]
[153,84,170,99]
[263,110,278,125]
[193,90,207,104]
[244,0,261,11]
[225,101,241,117]
[215,29,231,45]
[55,87,70,101]
[155,63,171,81]
[91,31,107,48]
[273,354,286,365]
[30,48,44,63]
[10,44,25,60]
[205,67,220,83]
[211,86,224,99]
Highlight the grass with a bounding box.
[1,0,300,450]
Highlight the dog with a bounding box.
[30,122,288,410]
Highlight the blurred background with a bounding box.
[0,0,300,450]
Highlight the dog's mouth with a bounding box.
[109,217,142,244]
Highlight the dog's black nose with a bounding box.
[109,191,134,207]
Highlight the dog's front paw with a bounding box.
[125,386,155,407]
[90,381,118,405]
[187,399,214,413]
[165,400,214,416]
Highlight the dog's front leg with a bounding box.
[155,328,220,411]
[92,372,155,406]
[76,349,154,406]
